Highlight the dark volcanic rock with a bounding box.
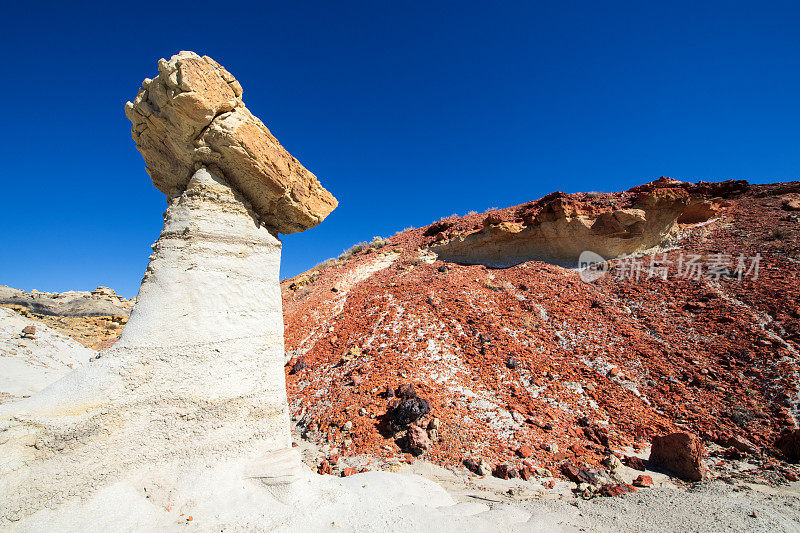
[492,463,518,480]
[388,397,431,427]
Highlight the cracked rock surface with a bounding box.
[125,51,337,234]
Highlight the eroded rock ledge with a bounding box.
[430,178,746,267]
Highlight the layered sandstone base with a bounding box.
[0,168,297,521]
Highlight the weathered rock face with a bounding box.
[783,196,800,212]
[677,198,729,224]
[125,51,337,234]
[0,169,296,520]
[430,187,689,267]
[649,432,707,482]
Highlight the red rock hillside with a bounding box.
[282,178,800,478]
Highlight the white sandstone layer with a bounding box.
[0,168,294,523]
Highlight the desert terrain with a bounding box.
[0,50,799,532]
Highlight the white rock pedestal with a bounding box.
[0,167,299,521]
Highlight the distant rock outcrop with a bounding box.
[0,286,134,317]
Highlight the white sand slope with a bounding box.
[0,308,93,399]
[10,461,542,532]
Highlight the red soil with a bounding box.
[282,178,800,476]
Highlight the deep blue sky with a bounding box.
[1,1,798,297]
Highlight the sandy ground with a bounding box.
[393,460,800,532]
[292,424,800,532]
[528,482,800,532]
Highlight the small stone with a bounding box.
[633,475,653,488]
[387,396,431,428]
[21,325,36,339]
[516,445,535,459]
[622,455,646,471]
[405,425,432,455]
[342,421,353,432]
[289,358,307,375]
[598,483,636,497]
[775,429,800,463]
[341,468,357,477]
[492,463,518,480]
[560,462,599,485]
[318,460,332,475]
[727,435,756,454]
[396,383,417,399]
[603,454,623,471]
[464,458,492,477]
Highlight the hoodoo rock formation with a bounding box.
[0,52,334,524]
